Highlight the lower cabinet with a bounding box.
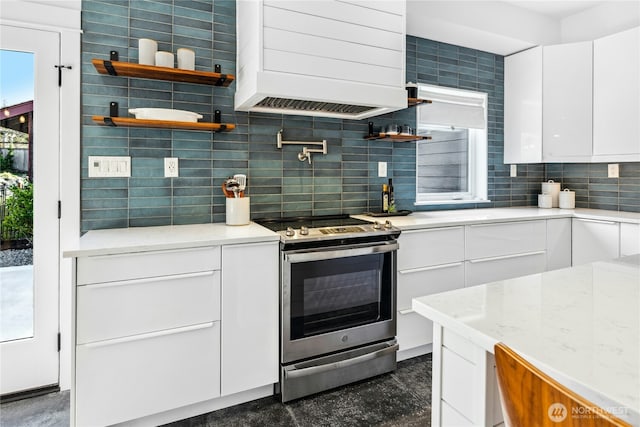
[620,222,640,257]
[76,323,220,426]
[221,242,279,396]
[73,241,279,426]
[465,251,547,287]
[572,218,620,265]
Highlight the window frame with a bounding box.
[414,85,489,206]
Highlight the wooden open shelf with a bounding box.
[364,133,431,142]
[92,116,235,132]
[92,58,234,87]
[408,98,432,107]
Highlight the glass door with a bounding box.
[0,24,60,396]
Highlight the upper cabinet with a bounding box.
[593,27,640,161]
[504,47,542,163]
[542,41,593,162]
[504,27,640,164]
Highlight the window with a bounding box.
[415,84,489,205]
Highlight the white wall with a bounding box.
[407,0,561,55]
[561,1,640,43]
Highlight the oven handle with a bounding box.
[284,241,398,263]
[284,342,399,380]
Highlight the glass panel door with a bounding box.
[0,24,60,395]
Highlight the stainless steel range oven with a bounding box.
[256,215,400,402]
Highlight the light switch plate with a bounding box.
[378,161,387,177]
[88,156,131,177]
[510,164,517,177]
[608,163,619,178]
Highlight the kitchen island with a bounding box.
[413,254,640,426]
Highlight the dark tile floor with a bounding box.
[0,354,431,427]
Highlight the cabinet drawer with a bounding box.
[621,223,640,256]
[466,221,546,260]
[397,309,433,351]
[397,262,465,310]
[465,251,546,287]
[398,227,465,270]
[76,322,220,427]
[442,346,477,421]
[77,270,220,344]
[77,246,220,285]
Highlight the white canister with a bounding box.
[541,180,561,208]
[538,193,552,209]
[177,48,195,70]
[138,38,157,65]
[226,197,250,226]
[155,51,175,68]
[559,189,576,209]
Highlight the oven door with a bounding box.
[281,240,397,363]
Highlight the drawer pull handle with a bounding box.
[399,308,415,315]
[82,322,215,348]
[402,226,463,235]
[81,271,215,289]
[399,262,463,275]
[575,218,617,225]
[468,250,545,264]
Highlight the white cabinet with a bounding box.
[221,242,279,396]
[465,220,547,287]
[572,218,620,266]
[546,218,572,270]
[396,227,465,356]
[74,247,222,426]
[504,46,542,164]
[593,27,640,161]
[542,41,593,162]
[621,223,640,256]
[74,240,280,426]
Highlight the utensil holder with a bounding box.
[226,197,250,225]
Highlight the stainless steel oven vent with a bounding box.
[256,97,376,116]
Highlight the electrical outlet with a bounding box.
[510,164,517,177]
[608,163,619,178]
[164,157,179,177]
[378,161,387,177]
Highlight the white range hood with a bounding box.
[235,0,408,120]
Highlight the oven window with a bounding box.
[290,252,393,340]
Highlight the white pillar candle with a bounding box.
[177,48,195,70]
[138,38,157,65]
[154,51,174,68]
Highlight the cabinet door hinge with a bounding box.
[57,200,61,219]
[57,333,61,352]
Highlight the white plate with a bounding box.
[128,108,203,122]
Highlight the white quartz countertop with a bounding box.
[413,255,640,424]
[63,222,279,257]
[354,207,640,230]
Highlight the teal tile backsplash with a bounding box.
[80,0,640,232]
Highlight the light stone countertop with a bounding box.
[65,207,639,257]
[354,207,640,231]
[413,255,640,425]
[63,222,279,258]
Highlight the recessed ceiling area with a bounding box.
[406,0,640,55]
[502,1,606,19]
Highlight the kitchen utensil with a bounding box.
[541,180,560,207]
[559,188,575,209]
[138,38,157,65]
[233,174,247,197]
[128,108,202,122]
[221,182,233,198]
[224,177,240,198]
